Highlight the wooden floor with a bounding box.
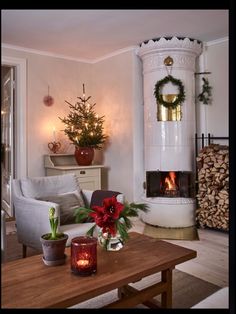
[5,218,229,288]
[131,218,229,288]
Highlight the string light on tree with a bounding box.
[59,84,108,165]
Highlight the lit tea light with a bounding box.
[77,259,89,267]
[77,252,90,267]
[71,236,97,276]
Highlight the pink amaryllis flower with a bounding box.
[89,196,124,235]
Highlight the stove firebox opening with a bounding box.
[146,170,194,198]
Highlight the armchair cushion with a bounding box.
[20,174,81,198]
[37,192,85,225]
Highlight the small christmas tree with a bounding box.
[59,84,107,149]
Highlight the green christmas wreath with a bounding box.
[154,75,185,108]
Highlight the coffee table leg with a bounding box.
[161,268,172,308]
[118,286,126,299]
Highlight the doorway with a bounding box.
[1,56,27,218]
[1,65,15,217]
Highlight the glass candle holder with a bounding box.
[71,236,97,276]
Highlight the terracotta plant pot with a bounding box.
[74,146,94,166]
[40,233,68,266]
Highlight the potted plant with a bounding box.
[58,84,108,166]
[40,207,68,266]
[74,196,149,251]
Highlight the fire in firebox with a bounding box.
[162,171,179,196]
[146,170,194,198]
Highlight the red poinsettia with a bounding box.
[89,196,124,236]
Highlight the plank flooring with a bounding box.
[5,218,229,288]
[130,218,229,288]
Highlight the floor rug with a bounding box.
[143,223,199,240]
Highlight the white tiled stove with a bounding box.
[137,37,202,228]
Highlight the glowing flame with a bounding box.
[77,259,89,267]
[165,171,178,191]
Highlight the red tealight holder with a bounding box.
[71,236,97,276]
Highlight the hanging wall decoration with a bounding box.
[43,86,54,107]
[197,77,212,105]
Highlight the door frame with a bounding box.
[2,55,27,179]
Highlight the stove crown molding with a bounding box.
[138,36,202,57]
[137,37,202,73]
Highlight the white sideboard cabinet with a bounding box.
[44,154,103,190]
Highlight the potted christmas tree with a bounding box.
[59,84,108,166]
[40,207,68,266]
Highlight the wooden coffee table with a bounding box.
[2,232,196,308]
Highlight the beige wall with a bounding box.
[196,39,229,145]
[206,40,229,139]
[2,47,143,201]
[91,50,144,201]
[2,47,92,177]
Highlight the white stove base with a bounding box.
[141,195,196,228]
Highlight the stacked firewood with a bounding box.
[196,144,229,231]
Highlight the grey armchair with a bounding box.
[12,173,124,258]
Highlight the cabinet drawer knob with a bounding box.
[80,170,86,175]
